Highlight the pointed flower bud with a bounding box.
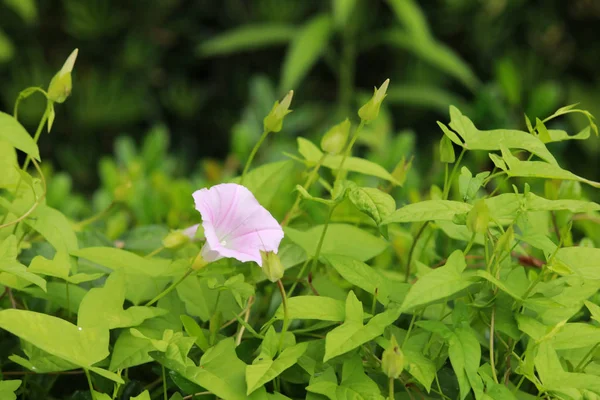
[320,118,351,154]
[261,251,284,282]
[263,90,294,133]
[358,79,389,122]
[381,335,405,379]
[47,48,78,103]
[467,199,490,235]
[162,231,190,250]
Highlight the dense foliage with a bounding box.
[1,37,600,400]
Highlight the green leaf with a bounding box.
[324,291,400,361]
[553,247,600,279]
[448,326,484,400]
[275,296,346,321]
[0,140,19,188]
[246,342,308,395]
[231,160,295,210]
[543,103,598,136]
[0,28,14,63]
[458,167,489,203]
[401,250,473,310]
[499,146,600,188]
[72,247,171,276]
[281,14,332,91]
[348,187,395,225]
[197,24,296,57]
[551,323,600,350]
[0,380,21,400]
[284,224,387,262]
[404,350,436,392]
[388,0,431,40]
[0,235,47,291]
[109,328,154,371]
[542,126,591,143]
[130,391,151,400]
[0,111,40,160]
[439,106,558,165]
[25,204,78,253]
[383,200,472,224]
[333,0,357,27]
[9,341,79,373]
[0,309,109,368]
[77,271,167,330]
[180,315,210,351]
[324,254,392,305]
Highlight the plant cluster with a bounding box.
[1,49,600,400]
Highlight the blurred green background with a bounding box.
[1,0,599,198]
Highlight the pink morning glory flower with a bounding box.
[193,183,284,266]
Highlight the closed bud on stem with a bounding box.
[261,251,284,282]
[47,49,78,103]
[162,231,190,250]
[263,90,294,133]
[381,335,404,379]
[321,118,351,155]
[467,199,490,235]
[358,79,389,122]
[495,225,514,255]
[439,135,456,163]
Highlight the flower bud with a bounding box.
[391,156,413,187]
[381,335,404,379]
[47,49,78,103]
[439,135,456,163]
[263,90,294,133]
[358,79,389,122]
[321,119,351,155]
[162,231,190,250]
[494,225,514,255]
[467,199,490,235]
[261,251,284,282]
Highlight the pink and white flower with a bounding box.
[192,183,284,266]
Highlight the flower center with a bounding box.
[220,239,227,246]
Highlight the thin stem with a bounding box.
[282,154,327,226]
[241,129,270,185]
[145,246,165,258]
[307,205,336,280]
[22,103,50,171]
[575,342,600,372]
[84,369,95,400]
[388,377,394,400]
[277,279,289,354]
[442,148,466,200]
[162,365,168,400]
[182,392,211,399]
[74,202,116,230]
[489,306,499,384]
[334,120,365,186]
[65,281,71,319]
[235,296,252,346]
[287,259,310,297]
[402,312,418,347]
[405,222,429,282]
[145,269,193,307]
[464,232,477,255]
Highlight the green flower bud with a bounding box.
[467,199,490,235]
[320,119,351,154]
[381,335,404,379]
[358,79,389,122]
[263,90,294,133]
[494,225,514,255]
[162,231,190,250]
[191,253,209,270]
[261,251,284,282]
[391,156,413,187]
[47,48,78,103]
[439,135,456,163]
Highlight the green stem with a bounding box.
[575,342,599,372]
[22,103,50,171]
[84,369,95,400]
[277,279,289,354]
[334,120,365,186]
[442,148,466,200]
[287,259,310,298]
[145,269,193,307]
[307,205,336,279]
[241,129,270,185]
[402,311,418,347]
[490,306,499,384]
[65,281,71,319]
[145,246,165,258]
[282,154,327,226]
[405,222,429,282]
[388,377,394,400]
[74,202,116,230]
[162,365,168,400]
[464,232,477,254]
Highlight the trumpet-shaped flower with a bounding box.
[193,183,284,266]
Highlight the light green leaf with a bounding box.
[474,271,523,301]
[333,0,357,27]
[542,126,591,143]
[275,296,345,321]
[181,315,210,351]
[72,247,171,276]
[284,224,387,262]
[584,301,600,323]
[297,137,399,183]
[25,204,78,253]
[401,250,473,310]
[281,14,332,91]
[0,111,40,160]
[109,328,155,371]
[231,160,295,210]
[130,391,151,400]
[0,140,19,188]
[0,380,21,400]
[499,146,600,188]
[324,291,400,361]
[348,187,396,225]
[324,254,392,305]
[10,341,79,373]
[0,235,46,291]
[77,271,167,330]
[383,200,472,224]
[197,24,295,56]
[553,247,600,279]
[458,167,489,202]
[440,106,558,165]
[448,326,484,400]
[246,342,308,395]
[0,309,109,368]
[404,350,436,392]
[551,323,600,350]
